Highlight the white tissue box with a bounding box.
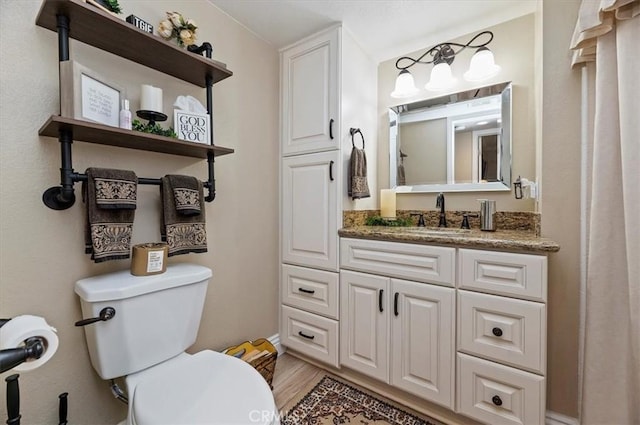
[174,110,211,145]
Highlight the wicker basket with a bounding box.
[223,338,277,388]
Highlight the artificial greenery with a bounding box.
[365,216,412,227]
[102,0,122,14]
[132,119,177,138]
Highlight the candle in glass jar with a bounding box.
[140,84,163,113]
[380,189,396,219]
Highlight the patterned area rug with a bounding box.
[281,375,443,424]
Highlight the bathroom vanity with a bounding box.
[282,225,559,425]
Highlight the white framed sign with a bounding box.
[60,61,123,127]
[174,110,211,145]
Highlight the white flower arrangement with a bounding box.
[158,12,197,47]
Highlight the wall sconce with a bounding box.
[391,31,500,98]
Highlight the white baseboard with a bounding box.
[268,333,285,356]
[546,411,579,425]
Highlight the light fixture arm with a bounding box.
[395,31,494,70]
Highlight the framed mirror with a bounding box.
[389,82,512,193]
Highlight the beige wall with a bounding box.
[378,14,536,212]
[541,0,582,418]
[0,1,279,423]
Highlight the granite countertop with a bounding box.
[338,226,560,253]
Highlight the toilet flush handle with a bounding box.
[75,307,116,327]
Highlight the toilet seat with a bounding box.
[129,350,278,425]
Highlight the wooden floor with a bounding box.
[271,353,325,410]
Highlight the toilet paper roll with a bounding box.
[0,315,58,372]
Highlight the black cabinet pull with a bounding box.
[492,395,503,406]
[394,292,399,316]
[299,287,315,295]
[492,327,503,337]
[329,118,334,139]
[329,160,334,181]
[378,289,384,313]
[298,331,315,340]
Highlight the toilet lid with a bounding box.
[132,350,277,425]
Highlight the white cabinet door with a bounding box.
[390,279,455,409]
[340,270,389,382]
[282,151,339,271]
[281,28,339,156]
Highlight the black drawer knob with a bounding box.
[492,395,503,406]
[492,327,503,337]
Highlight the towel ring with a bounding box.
[350,128,365,149]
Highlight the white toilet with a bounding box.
[75,263,279,425]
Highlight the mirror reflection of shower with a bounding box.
[452,118,501,183]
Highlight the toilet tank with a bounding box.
[75,264,212,380]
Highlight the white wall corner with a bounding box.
[546,410,580,425]
[268,333,286,356]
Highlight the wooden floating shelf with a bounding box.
[39,115,234,159]
[35,0,233,87]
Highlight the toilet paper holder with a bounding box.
[0,319,46,374]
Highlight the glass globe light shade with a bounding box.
[391,70,419,98]
[464,47,501,82]
[425,62,456,91]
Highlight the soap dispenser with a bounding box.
[119,99,132,130]
[478,199,496,231]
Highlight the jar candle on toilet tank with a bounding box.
[380,189,396,219]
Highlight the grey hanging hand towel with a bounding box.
[83,168,137,263]
[348,147,371,199]
[160,175,207,257]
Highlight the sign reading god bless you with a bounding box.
[174,111,211,145]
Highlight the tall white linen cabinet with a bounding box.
[279,25,377,368]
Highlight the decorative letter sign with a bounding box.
[174,110,211,145]
[126,15,154,34]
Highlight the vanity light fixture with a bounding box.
[390,31,500,98]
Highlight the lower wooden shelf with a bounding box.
[39,115,234,159]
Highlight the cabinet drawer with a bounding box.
[459,249,547,301]
[457,353,545,425]
[340,238,455,286]
[281,305,339,368]
[458,291,546,374]
[281,264,339,319]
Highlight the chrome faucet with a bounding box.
[436,193,447,227]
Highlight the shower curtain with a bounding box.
[570,1,639,424]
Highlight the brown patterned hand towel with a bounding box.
[83,168,137,263]
[160,175,207,257]
[167,175,201,216]
[348,147,371,200]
